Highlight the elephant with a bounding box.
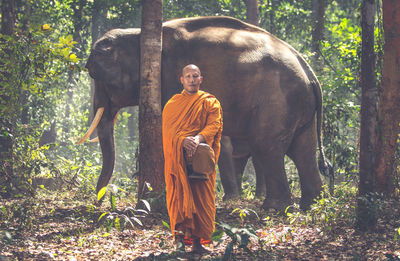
[79,16,330,211]
[219,136,266,199]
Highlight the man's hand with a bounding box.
[182,135,205,159]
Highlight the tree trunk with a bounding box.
[1,0,16,35]
[88,0,108,135]
[20,1,31,124]
[356,0,377,231]
[0,0,16,197]
[244,0,258,26]
[311,0,326,63]
[138,0,164,203]
[374,0,400,195]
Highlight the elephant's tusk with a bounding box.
[77,107,105,144]
[87,111,119,143]
[89,137,99,143]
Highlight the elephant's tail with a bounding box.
[310,80,332,178]
[296,53,333,178]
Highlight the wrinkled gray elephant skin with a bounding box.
[85,16,329,211]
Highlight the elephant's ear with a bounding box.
[96,38,113,54]
[94,38,120,62]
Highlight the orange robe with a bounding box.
[162,90,223,240]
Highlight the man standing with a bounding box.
[162,64,223,253]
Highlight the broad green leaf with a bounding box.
[97,186,107,201]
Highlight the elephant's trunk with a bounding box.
[96,115,115,193]
[77,107,104,144]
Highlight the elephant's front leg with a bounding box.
[231,138,251,195]
[252,157,266,198]
[250,138,292,211]
[231,137,266,198]
[218,136,240,200]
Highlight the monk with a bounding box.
[162,64,223,253]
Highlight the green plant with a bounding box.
[231,207,259,226]
[97,184,150,232]
[241,181,256,199]
[286,184,357,232]
[212,222,258,260]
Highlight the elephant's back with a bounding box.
[163,16,279,53]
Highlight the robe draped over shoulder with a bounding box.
[162,90,223,240]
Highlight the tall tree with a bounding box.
[138,0,164,203]
[311,0,326,63]
[1,0,15,35]
[374,0,400,195]
[0,0,16,197]
[244,0,258,26]
[356,0,377,230]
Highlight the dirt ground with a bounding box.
[1,189,400,260]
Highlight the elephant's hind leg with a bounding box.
[287,119,323,210]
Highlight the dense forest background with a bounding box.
[1,0,400,260]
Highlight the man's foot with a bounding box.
[190,238,211,254]
[175,235,186,252]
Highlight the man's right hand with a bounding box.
[182,136,199,159]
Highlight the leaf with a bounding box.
[122,214,134,228]
[1,206,7,216]
[41,24,50,30]
[115,217,121,231]
[231,208,240,214]
[141,199,151,212]
[162,220,170,229]
[131,216,143,226]
[98,212,109,222]
[110,193,116,212]
[134,209,148,215]
[211,229,224,242]
[97,186,107,201]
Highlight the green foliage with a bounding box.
[286,183,357,232]
[0,199,37,232]
[241,181,256,199]
[163,0,246,21]
[259,0,312,50]
[97,184,150,232]
[315,3,362,179]
[212,222,258,260]
[232,207,259,226]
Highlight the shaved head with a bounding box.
[182,64,201,76]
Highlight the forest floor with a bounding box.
[1,187,400,260]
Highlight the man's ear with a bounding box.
[199,76,203,84]
[180,76,184,84]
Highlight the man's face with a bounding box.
[180,67,203,94]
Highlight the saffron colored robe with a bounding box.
[162,90,223,240]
